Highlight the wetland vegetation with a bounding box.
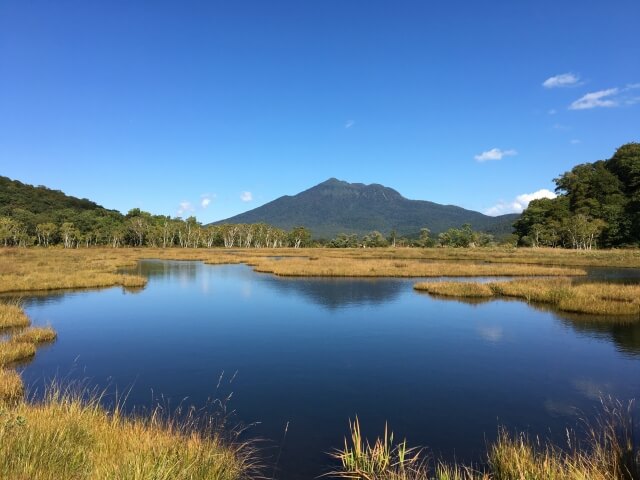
[414,279,640,316]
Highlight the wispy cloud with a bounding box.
[568,83,640,110]
[200,193,214,208]
[543,73,580,88]
[345,119,355,129]
[177,201,195,217]
[240,191,253,202]
[569,88,619,110]
[485,189,557,216]
[474,148,517,162]
[548,109,557,115]
[570,139,581,145]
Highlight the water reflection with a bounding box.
[557,314,640,357]
[417,293,640,358]
[259,276,407,310]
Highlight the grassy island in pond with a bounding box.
[414,279,640,316]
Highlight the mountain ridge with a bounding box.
[214,178,518,239]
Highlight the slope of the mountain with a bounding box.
[0,175,117,221]
[214,178,519,239]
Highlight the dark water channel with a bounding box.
[17,260,640,478]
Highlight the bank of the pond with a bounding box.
[414,278,640,316]
[0,303,58,402]
[1,248,595,296]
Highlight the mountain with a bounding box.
[214,178,519,239]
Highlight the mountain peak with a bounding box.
[311,178,403,199]
[213,178,518,239]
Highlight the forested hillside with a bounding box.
[514,143,639,248]
[0,176,305,248]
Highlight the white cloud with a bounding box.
[570,139,581,145]
[548,109,557,115]
[240,191,253,202]
[485,189,557,216]
[474,148,517,162]
[200,193,214,208]
[569,88,619,110]
[543,73,580,88]
[345,120,355,129]
[177,201,195,217]
[569,83,640,110]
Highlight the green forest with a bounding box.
[1,142,638,249]
[514,142,639,248]
[0,176,502,249]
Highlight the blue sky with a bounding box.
[1,1,638,222]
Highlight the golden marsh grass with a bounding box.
[410,282,494,298]
[333,400,639,479]
[8,246,639,296]
[0,248,147,294]
[0,341,36,365]
[248,257,586,277]
[415,279,640,316]
[0,387,259,480]
[11,326,57,344]
[0,368,23,404]
[0,301,30,329]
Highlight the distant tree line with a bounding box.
[514,143,639,249]
[0,207,312,249]
[326,224,499,248]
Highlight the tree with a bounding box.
[60,222,77,248]
[362,231,388,248]
[36,222,57,247]
[289,226,311,248]
[417,228,432,247]
[0,216,30,246]
[515,143,640,248]
[127,211,150,247]
[329,233,359,248]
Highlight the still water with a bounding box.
[18,260,640,478]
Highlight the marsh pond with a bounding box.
[17,260,640,479]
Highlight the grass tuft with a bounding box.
[11,326,57,344]
[0,301,30,329]
[413,282,494,298]
[0,341,36,366]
